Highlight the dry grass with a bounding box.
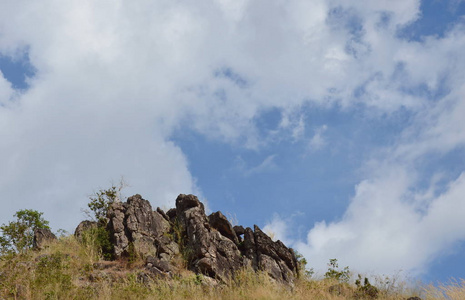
[0,236,462,300]
[423,279,465,300]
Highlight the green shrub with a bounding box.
[171,218,193,266]
[294,250,314,279]
[80,227,114,261]
[324,258,350,283]
[355,274,379,299]
[87,186,119,226]
[0,209,50,255]
[82,183,127,261]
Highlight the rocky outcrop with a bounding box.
[80,193,300,284]
[33,228,57,250]
[175,194,243,281]
[74,220,98,240]
[107,194,171,258]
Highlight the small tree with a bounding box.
[325,258,350,283]
[86,179,127,226]
[82,181,127,260]
[0,209,50,255]
[87,186,118,225]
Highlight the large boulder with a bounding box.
[33,228,57,250]
[74,220,98,241]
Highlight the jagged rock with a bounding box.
[145,255,173,278]
[242,227,258,269]
[101,193,299,284]
[107,201,129,257]
[233,225,245,236]
[157,207,170,222]
[147,255,172,272]
[107,194,170,258]
[259,254,282,280]
[33,228,57,250]
[209,211,239,245]
[166,208,177,222]
[253,225,298,282]
[176,194,243,281]
[74,220,98,240]
[155,235,180,258]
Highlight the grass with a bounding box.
[0,235,463,299]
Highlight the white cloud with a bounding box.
[296,165,465,276]
[308,125,328,152]
[263,214,291,245]
[296,70,465,277]
[0,71,15,107]
[234,155,278,177]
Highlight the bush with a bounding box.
[0,209,50,255]
[355,274,379,299]
[87,186,119,226]
[83,183,127,260]
[294,250,314,279]
[324,258,350,283]
[80,226,114,261]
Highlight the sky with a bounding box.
[1,0,465,284]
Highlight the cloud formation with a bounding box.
[0,0,464,278]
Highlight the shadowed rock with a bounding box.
[253,225,298,282]
[209,211,239,245]
[175,194,243,281]
[33,228,57,250]
[233,225,245,236]
[74,220,98,241]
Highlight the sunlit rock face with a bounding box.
[86,193,300,283]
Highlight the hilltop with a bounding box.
[0,192,457,299]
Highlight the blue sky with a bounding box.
[1,0,465,284]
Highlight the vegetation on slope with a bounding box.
[0,188,462,299]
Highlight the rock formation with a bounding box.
[79,193,300,284]
[33,228,57,250]
[74,220,98,241]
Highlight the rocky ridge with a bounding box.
[76,194,300,284]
